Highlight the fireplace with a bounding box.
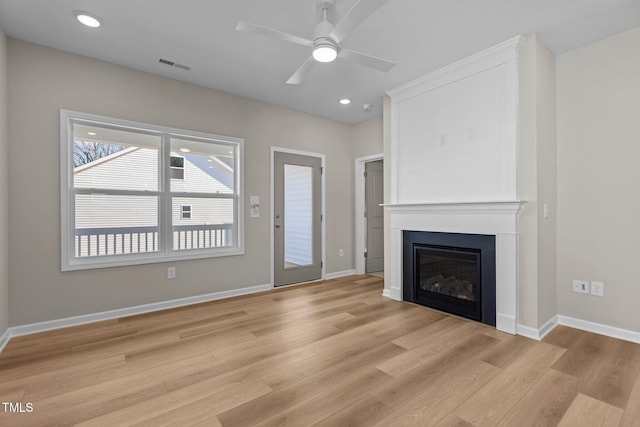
[403,230,496,326]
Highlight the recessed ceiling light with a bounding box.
[87,132,97,136]
[339,98,351,105]
[179,148,191,153]
[75,12,101,28]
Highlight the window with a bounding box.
[61,110,244,270]
[170,155,185,179]
[181,204,192,219]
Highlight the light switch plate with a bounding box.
[250,195,260,218]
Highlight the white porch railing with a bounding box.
[74,224,233,257]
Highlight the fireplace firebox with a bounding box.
[403,231,496,326]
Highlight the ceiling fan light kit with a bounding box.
[312,39,338,62]
[237,0,395,84]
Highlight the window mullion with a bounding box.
[161,134,172,256]
[234,142,243,251]
[168,192,235,199]
[73,188,160,197]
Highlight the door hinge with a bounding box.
[320,167,324,175]
[364,251,368,258]
[320,214,323,221]
[321,261,323,268]
[364,170,368,178]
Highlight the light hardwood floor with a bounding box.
[1,275,639,426]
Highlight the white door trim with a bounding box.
[271,147,326,287]
[355,153,384,274]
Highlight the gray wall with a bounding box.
[516,35,539,328]
[516,35,557,330]
[352,116,383,159]
[557,27,640,332]
[351,115,384,268]
[0,25,8,337]
[7,40,354,326]
[534,39,557,328]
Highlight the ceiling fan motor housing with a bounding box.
[314,19,335,43]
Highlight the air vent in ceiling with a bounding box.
[158,58,191,71]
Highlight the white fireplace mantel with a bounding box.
[383,201,524,334]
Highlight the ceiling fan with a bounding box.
[236,0,395,84]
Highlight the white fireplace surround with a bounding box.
[384,201,523,334]
[383,37,523,334]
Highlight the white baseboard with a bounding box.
[382,288,401,301]
[557,315,640,345]
[517,315,558,341]
[497,313,517,335]
[517,315,640,345]
[539,315,559,339]
[6,283,273,341]
[0,328,10,353]
[324,269,356,280]
[516,324,539,340]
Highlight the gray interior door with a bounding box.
[365,160,384,273]
[274,152,322,286]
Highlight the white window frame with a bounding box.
[60,110,244,271]
[180,204,192,219]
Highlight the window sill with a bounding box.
[61,247,245,272]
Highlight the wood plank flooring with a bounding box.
[1,275,639,426]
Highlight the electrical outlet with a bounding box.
[167,267,176,279]
[339,249,344,257]
[572,280,589,294]
[591,281,604,297]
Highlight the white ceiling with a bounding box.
[1,0,639,124]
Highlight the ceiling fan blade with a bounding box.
[286,57,315,85]
[338,48,395,72]
[329,0,390,43]
[236,21,313,48]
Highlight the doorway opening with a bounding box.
[355,154,384,276]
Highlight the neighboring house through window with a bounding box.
[60,110,244,271]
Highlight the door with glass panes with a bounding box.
[273,151,322,286]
